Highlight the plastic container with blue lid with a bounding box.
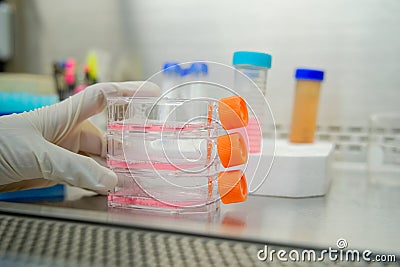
[233,51,272,69]
[161,61,210,100]
[232,51,272,153]
[290,68,325,143]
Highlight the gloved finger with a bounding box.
[73,81,161,120]
[24,81,160,144]
[34,139,117,194]
[55,119,107,156]
[80,120,107,156]
[0,127,113,194]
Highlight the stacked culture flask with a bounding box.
[107,95,250,213]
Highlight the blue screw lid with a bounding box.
[190,62,208,74]
[162,62,181,74]
[232,51,272,68]
[180,62,208,77]
[295,68,324,81]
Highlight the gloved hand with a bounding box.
[0,81,160,194]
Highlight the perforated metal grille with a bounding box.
[0,214,398,267]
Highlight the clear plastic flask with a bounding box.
[107,95,249,213]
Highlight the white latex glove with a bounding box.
[0,81,160,194]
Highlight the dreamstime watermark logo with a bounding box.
[257,239,397,263]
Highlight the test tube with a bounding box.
[232,51,272,153]
[289,68,325,143]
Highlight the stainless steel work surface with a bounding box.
[0,164,399,256]
[1,213,398,267]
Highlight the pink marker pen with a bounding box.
[64,58,76,96]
